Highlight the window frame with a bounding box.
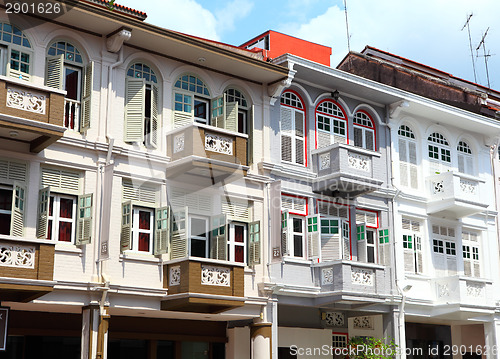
[457,140,474,175]
[315,99,348,148]
[290,215,306,258]
[188,214,209,258]
[427,132,451,173]
[0,23,32,80]
[280,90,306,166]
[353,110,376,151]
[47,193,77,244]
[130,206,154,253]
[228,222,247,264]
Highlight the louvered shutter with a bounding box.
[433,252,446,277]
[149,83,159,148]
[415,236,423,273]
[463,247,472,276]
[377,229,390,266]
[45,54,64,89]
[353,127,363,148]
[154,206,170,255]
[36,187,50,238]
[120,201,132,252]
[270,181,282,262]
[403,235,415,272]
[306,215,320,260]
[76,193,92,245]
[210,214,227,260]
[170,207,188,259]
[281,210,290,256]
[80,62,93,132]
[458,153,473,175]
[225,102,238,132]
[124,77,145,143]
[399,138,409,187]
[10,182,25,237]
[248,220,261,265]
[447,253,457,275]
[408,141,418,189]
[365,130,374,151]
[342,220,350,260]
[212,95,225,128]
[247,105,254,164]
[295,111,304,165]
[281,107,293,162]
[41,167,80,194]
[317,130,331,149]
[320,217,342,261]
[356,224,367,262]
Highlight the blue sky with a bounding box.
[119,0,500,90]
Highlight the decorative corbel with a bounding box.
[268,66,296,105]
[106,27,132,53]
[388,100,409,119]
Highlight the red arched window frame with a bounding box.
[280,89,307,166]
[315,99,348,149]
[353,110,377,151]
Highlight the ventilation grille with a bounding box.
[356,210,377,227]
[0,159,27,183]
[281,195,306,215]
[318,201,348,219]
[402,218,421,232]
[123,181,157,204]
[222,199,250,222]
[41,167,80,193]
[170,187,212,213]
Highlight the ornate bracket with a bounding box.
[106,27,132,53]
[268,66,296,105]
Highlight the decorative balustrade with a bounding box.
[311,143,383,197]
[0,242,35,269]
[426,171,486,217]
[64,98,81,131]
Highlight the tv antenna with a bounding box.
[461,13,477,83]
[343,0,351,53]
[476,28,492,89]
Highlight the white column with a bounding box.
[226,327,250,359]
[450,325,462,359]
[251,321,272,359]
[484,316,500,359]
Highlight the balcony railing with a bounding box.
[166,123,248,186]
[0,75,66,152]
[161,258,245,313]
[311,143,383,197]
[426,172,487,217]
[64,98,80,131]
[0,237,55,302]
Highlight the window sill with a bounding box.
[120,252,161,264]
[55,243,83,256]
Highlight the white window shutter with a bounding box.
[124,77,145,143]
[154,206,170,255]
[36,187,50,238]
[76,193,93,245]
[170,207,188,260]
[433,253,446,277]
[377,229,390,266]
[173,91,194,128]
[248,221,261,266]
[45,54,64,89]
[306,214,320,260]
[247,105,254,164]
[317,130,331,149]
[342,220,350,260]
[281,210,291,256]
[10,182,25,237]
[353,127,363,147]
[149,83,159,149]
[281,107,293,162]
[415,235,423,274]
[225,101,238,132]
[365,130,374,151]
[210,214,227,261]
[80,62,94,132]
[447,255,457,275]
[120,201,132,252]
[403,235,415,272]
[356,224,367,262]
[320,217,342,261]
[458,153,465,173]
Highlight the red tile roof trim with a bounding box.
[83,0,147,20]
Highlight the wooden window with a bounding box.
[316,100,347,148]
[353,111,375,151]
[398,125,418,189]
[281,91,305,165]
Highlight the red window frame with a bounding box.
[353,110,377,151]
[315,98,349,149]
[280,89,308,167]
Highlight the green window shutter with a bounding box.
[247,105,254,165]
[124,77,145,143]
[342,220,350,260]
[76,193,93,245]
[356,224,367,262]
[248,220,261,266]
[210,214,227,261]
[10,182,25,237]
[36,187,50,238]
[306,214,320,260]
[80,62,94,132]
[170,207,188,260]
[45,54,64,89]
[281,210,290,256]
[120,201,132,252]
[225,101,238,132]
[211,95,225,128]
[154,206,170,255]
[149,83,159,149]
[377,228,390,266]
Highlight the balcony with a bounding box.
[0,237,55,302]
[268,259,391,306]
[166,123,248,187]
[426,172,487,218]
[0,76,66,152]
[161,258,245,313]
[311,143,383,197]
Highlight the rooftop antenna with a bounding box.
[476,27,492,89]
[461,13,477,83]
[343,0,351,53]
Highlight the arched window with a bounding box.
[398,125,418,189]
[280,91,305,165]
[316,100,346,148]
[353,111,375,150]
[457,141,473,175]
[173,74,210,127]
[124,63,159,148]
[46,40,93,132]
[428,132,451,173]
[0,23,32,80]
[211,87,250,134]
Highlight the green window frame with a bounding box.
[320,218,339,234]
[403,234,412,249]
[379,229,389,244]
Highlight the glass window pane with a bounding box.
[59,198,74,219]
[138,210,151,230]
